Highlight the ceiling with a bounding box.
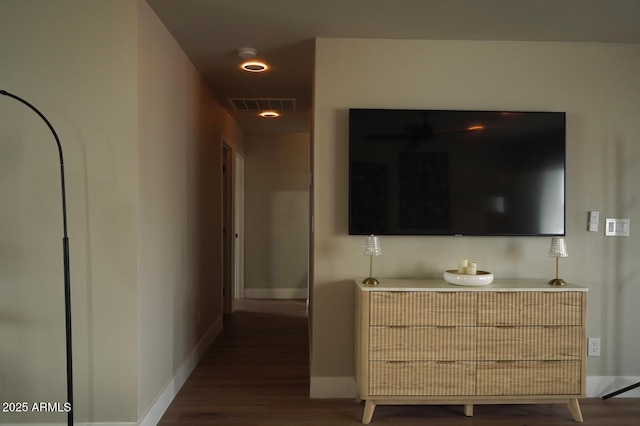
[146,0,640,134]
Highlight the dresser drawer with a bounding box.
[370,361,475,396]
[370,326,475,361]
[477,326,583,360]
[477,360,582,395]
[370,292,476,326]
[477,292,583,326]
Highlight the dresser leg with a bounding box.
[362,400,376,424]
[464,404,473,417]
[567,398,583,423]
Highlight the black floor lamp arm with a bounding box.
[602,381,640,400]
[0,90,68,235]
[1,90,74,425]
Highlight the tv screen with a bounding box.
[349,109,566,236]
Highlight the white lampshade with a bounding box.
[547,236,568,258]
[362,234,382,257]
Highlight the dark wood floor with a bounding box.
[159,299,639,425]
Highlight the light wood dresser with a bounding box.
[354,279,587,424]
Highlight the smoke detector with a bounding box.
[237,47,268,72]
[237,47,257,59]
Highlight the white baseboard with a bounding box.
[137,316,223,426]
[587,376,640,398]
[0,422,137,426]
[77,423,137,426]
[243,288,307,299]
[308,376,640,399]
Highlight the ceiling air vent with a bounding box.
[229,98,297,112]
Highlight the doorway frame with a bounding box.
[222,142,245,314]
[233,152,245,303]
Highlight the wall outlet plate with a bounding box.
[588,337,601,357]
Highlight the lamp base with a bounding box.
[362,277,379,286]
[548,278,567,286]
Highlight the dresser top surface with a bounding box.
[355,278,587,292]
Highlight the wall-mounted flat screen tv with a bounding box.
[349,109,566,236]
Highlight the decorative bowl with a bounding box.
[443,270,494,286]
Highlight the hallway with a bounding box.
[158,299,361,425]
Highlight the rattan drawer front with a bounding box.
[370,326,475,361]
[477,292,583,326]
[477,360,582,395]
[370,292,476,326]
[477,326,582,360]
[369,361,475,396]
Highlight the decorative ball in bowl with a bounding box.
[443,270,494,286]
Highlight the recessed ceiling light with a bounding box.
[237,47,268,72]
[259,111,280,118]
[241,61,268,72]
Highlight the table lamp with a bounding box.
[547,236,568,286]
[362,235,382,285]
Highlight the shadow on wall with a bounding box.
[602,137,640,376]
[311,279,357,379]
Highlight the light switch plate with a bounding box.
[605,218,630,236]
[588,211,599,232]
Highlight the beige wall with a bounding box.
[244,132,310,298]
[137,0,243,419]
[1,0,139,422]
[311,38,640,397]
[0,0,243,423]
